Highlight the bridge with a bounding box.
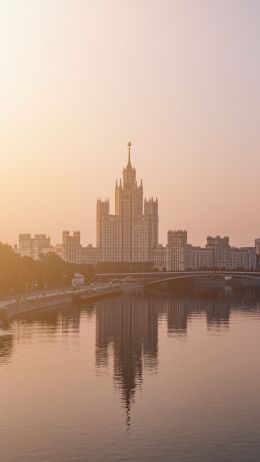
[96,271,260,287]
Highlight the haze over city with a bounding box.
[2,3,260,462]
[1,0,260,247]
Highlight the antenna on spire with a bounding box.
[127,141,132,165]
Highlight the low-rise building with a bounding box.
[186,245,214,270]
[61,230,82,264]
[15,229,258,272]
[16,233,53,260]
[206,236,230,269]
[230,247,256,270]
[81,245,100,266]
[186,236,256,271]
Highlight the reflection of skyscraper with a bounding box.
[164,291,232,332]
[205,299,230,328]
[95,288,260,427]
[166,299,188,334]
[0,333,13,365]
[14,304,84,336]
[95,293,159,427]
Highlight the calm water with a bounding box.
[1,287,260,462]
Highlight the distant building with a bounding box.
[230,247,256,270]
[16,233,52,260]
[96,142,158,263]
[185,235,256,271]
[14,145,258,272]
[81,245,100,266]
[61,230,82,264]
[167,230,187,271]
[206,236,230,269]
[153,245,167,271]
[18,233,31,253]
[186,245,213,270]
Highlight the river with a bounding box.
[1,286,260,462]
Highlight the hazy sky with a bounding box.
[0,0,259,247]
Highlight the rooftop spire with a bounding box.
[127,141,132,165]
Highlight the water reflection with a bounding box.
[2,287,260,428]
[94,287,260,426]
[96,293,159,426]
[12,303,95,334]
[0,329,13,365]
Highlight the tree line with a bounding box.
[0,243,94,295]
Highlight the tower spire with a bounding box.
[127,141,132,165]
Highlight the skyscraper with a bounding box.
[96,143,158,263]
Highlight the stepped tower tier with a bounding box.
[115,142,143,218]
[96,142,158,263]
[122,142,137,188]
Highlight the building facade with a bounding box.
[185,235,256,271]
[14,144,259,272]
[206,236,230,269]
[167,230,187,271]
[81,245,100,266]
[96,143,158,263]
[153,234,257,272]
[185,245,213,270]
[153,245,167,271]
[16,233,53,260]
[61,230,82,264]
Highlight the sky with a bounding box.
[0,0,259,247]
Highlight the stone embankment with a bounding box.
[0,282,143,323]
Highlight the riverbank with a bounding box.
[0,282,143,323]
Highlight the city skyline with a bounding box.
[1,3,260,462]
[14,148,259,271]
[5,141,260,250]
[3,140,260,249]
[1,1,260,248]
[9,142,260,253]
